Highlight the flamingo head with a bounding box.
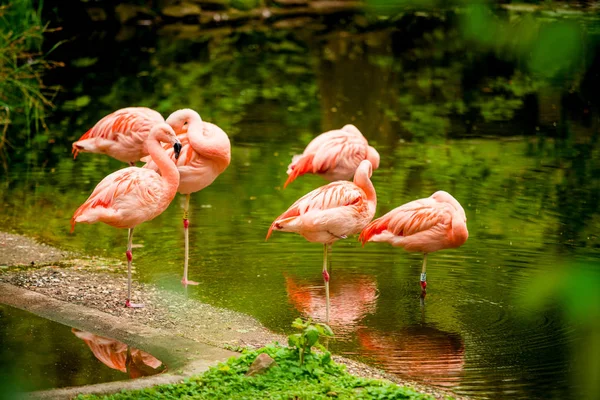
[357,159,373,179]
[166,109,202,135]
[149,123,182,159]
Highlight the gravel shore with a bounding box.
[0,232,466,400]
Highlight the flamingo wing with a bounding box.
[285,130,368,187]
[267,181,363,239]
[71,167,164,231]
[359,198,452,244]
[72,107,164,159]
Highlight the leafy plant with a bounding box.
[77,343,434,399]
[0,0,61,169]
[287,318,334,366]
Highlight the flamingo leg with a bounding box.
[182,194,199,286]
[420,252,428,290]
[125,228,143,308]
[322,243,330,323]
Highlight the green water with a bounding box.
[2,9,600,399]
[0,304,163,395]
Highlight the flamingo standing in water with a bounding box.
[284,124,380,188]
[71,123,182,307]
[267,160,377,322]
[72,107,165,165]
[143,109,231,286]
[359,191,468,292]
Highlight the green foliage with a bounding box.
[0,0,60,168]
[287,318,334,365]
[77,344,434,400]
[459,3,587,80]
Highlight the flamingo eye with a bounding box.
[183,121,188,126]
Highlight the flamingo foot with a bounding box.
[125,300,144,308]
[322,270,330,283]
[181,278,199,286]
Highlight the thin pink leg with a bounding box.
[125,228,144,308]
[322,243,330,324]
[182,194,199,286]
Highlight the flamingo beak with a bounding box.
[173,142,182,159]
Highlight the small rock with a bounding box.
[246,353,276,376]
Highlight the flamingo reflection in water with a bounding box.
[357,326,465,388]
[72,329,164,378]
[285,274,378,335]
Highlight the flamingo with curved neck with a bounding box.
[71,123,182,307]
[144,109,231,286]
[267,160,377,322]
[359,190,468,296]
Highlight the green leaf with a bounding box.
[291,318,305,330]
[317,323,334,337]
[288,333,301,348]
[304,326,320,347]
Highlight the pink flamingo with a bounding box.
[267,160,377,322]
[143,109,231,286]
[72,107,165,165]
[284,124,380,188]
[359,191,468,292]
[71,123,182,307]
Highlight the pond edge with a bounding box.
[0,283,237,400]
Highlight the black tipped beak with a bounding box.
[173,142,182,159]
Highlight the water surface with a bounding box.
[2,13,600,399]
[0,305,163,394]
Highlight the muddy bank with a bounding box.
[0,233,466,399]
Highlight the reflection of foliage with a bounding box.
[0,0,61,168]
[97,31,319,137]
[519,263,600,400]
[359,1,594,140]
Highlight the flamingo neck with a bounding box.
[188,122,231,169]
[185,112,205,155]
[354,169,377,212]
[147,137,179,200]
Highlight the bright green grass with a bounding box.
[78,344,439,400]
